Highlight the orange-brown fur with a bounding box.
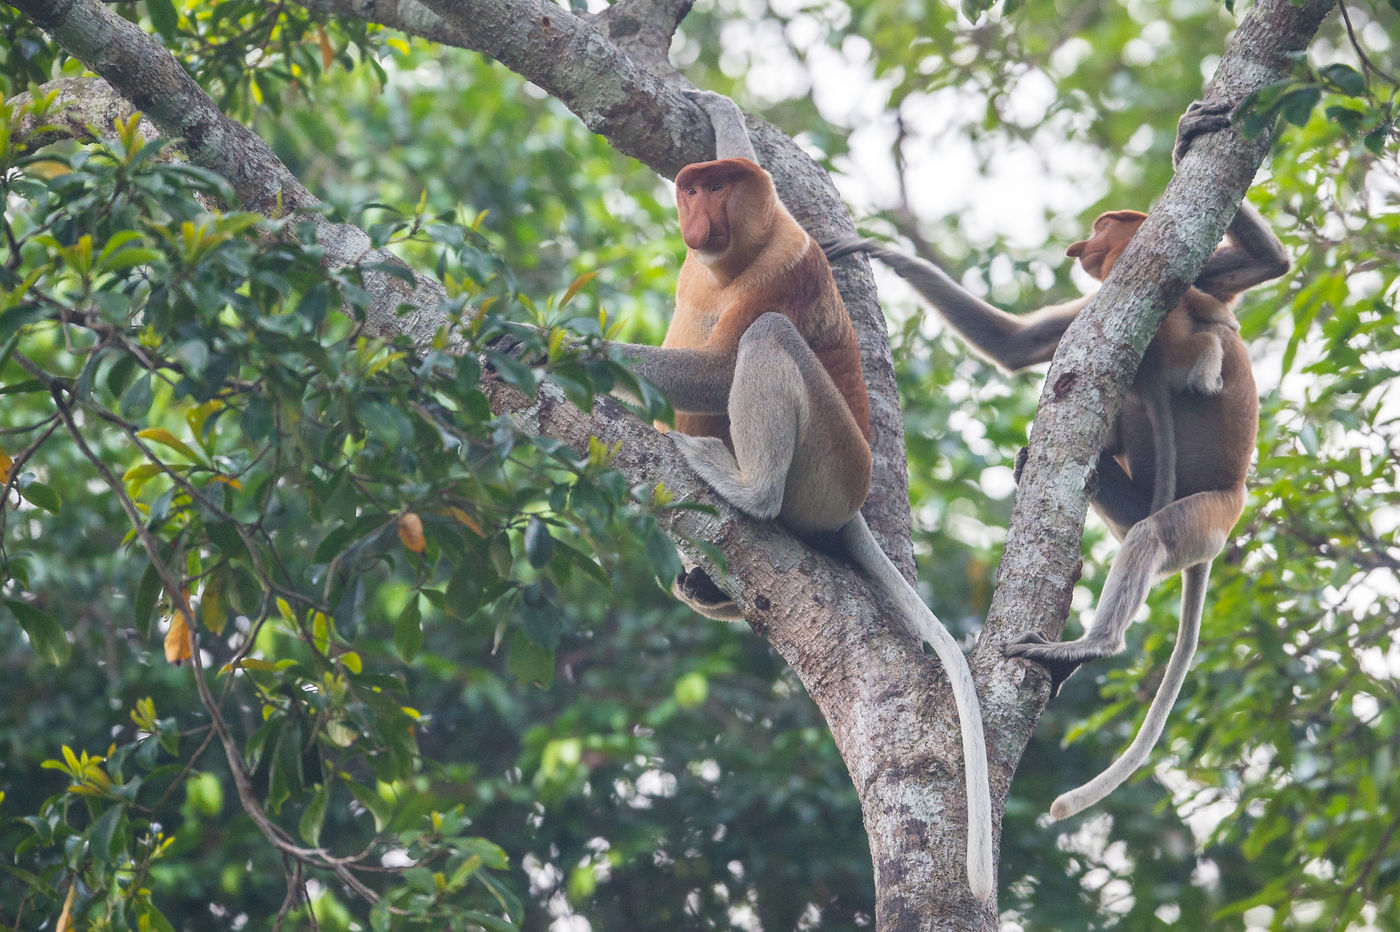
[667,158,870,449]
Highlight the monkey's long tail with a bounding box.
[842,515,995,905]
[1049,560,1211,820]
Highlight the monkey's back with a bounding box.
[1119,326,1257,500]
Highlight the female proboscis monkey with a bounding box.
[823,100,1290,820]
[605,90,995,903]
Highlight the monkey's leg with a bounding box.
[1004,486,1242,692]
[672,312,846,525]
[1048,560,1211,819]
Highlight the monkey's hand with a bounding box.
[1174,99,1235,167]
[1003,632,1119,695]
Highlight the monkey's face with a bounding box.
[677,177,734,257]
[1067,210,1147,281]
[675,159,767,265]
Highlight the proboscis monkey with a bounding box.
[822,100,1289,820]
[609,89,994,902]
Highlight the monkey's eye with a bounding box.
[710,183,724,192]
[685,186,698,196]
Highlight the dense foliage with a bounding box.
[0,1,1396,930]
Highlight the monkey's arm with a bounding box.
[1174,100,1290,298]
[686,90,758,163]
[612,342,735,415]
[1194,200,1291,298]
[823,237,1085,371]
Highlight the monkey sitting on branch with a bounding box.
[588,89,996,902]
[822,100,1290,820]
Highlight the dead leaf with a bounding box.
[397,512,426,553]
[56,882,75,932]
[164,594,193,665]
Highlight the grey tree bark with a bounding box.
[4,0,1334,927]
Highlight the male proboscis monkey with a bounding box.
[823,100,1289,820]
[606,89,994,902]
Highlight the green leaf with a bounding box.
[644,525,682,587]
[359,259,419,287]
[0,379,43,396]
[134,562,161,639]
[5,600,69,666]
[523,516,554,569]
[145,0,179,39]
[346,779,391,832]
[1278,87,1321,127]
[1363,125,1391,156]
[120,372,154,418]
[1320,63,1366,97]
[394,595,423,662]
[89,804,124,858]
[507,628,554,689]
[299,783,329,847]
[19,481,60,514]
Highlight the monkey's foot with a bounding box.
[673,568,743,620]
[671,434,783,520]
[1003,632,1118,695]
[1174,99,1235,165]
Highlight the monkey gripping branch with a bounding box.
[3,0,1335,926]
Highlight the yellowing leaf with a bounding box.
[165,603,193,665]
[200,573,226,636]
[559,270,600,309]
[0,446,11,483]
[441,506,484,536]
[386,37,410,55]
[185,399,224,443]
[317,26,334,69]
[123,463,163,483]
[55,882,75,932]
[340,651,362,674]
[208,474,243,490]
[219,657,277,675]
[137,428,201,462]
[397,512,426,553]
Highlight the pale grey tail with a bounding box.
[1049,561,1210,820]
[841,515,995,904]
